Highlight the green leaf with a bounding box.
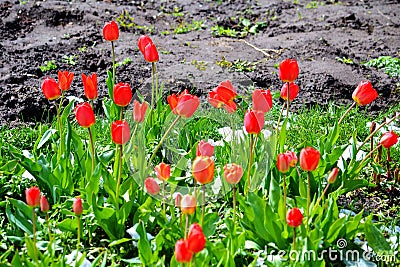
[364,220,392,253]
[109,238,132,247]
[106,70,114,101]
[58,218,79,233]
[278,118,288,153]
[6,199,33,234]
[36,129,57,150]
[137,221,153,265]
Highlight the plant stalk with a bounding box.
[32,208,38,264]
[338,102,356,125]
[88,127,95,175]
[202,184,206,226]
[115,144,123,209]
[283,174,287,218]
[307,171,311,224]
[111,41,116,86]
[275,103,286,134]
[77,215,81,251]
[312,183,330,214]
[233,185,237,227]
[246,134,255,196]
[286,82,290,118]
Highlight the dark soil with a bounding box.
[0,0,399,127]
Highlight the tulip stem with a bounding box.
[77,215,81,251]
[111,41,116,86]
[387,148,391,180]
[32,208,38,264]
[338,102,356,125]
[185,214,189,239]
[359,144,382,167]
[286,82,290,118]
[162,181,166,219]
[275,103,286,134]
[88,127,95,175]
[233,185,237,227]
[115,144,123,210]
[45,213,52,241]
[307,171,311,225]
[55,94,65,159]
[312,183,330,214]
[293,228,297,250]
[201,184,206,226]
[151,62,155,109]
[149,116,181,164]
[246,134,255,196]
[283,174,287,219]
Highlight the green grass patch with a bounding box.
[364,56,400,77]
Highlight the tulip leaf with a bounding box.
[365,220,392,253]
[106,70,114,101]
[36,129,57,150]
[137,221,153,266]
[58,218,79,233]
[278,118,288,153]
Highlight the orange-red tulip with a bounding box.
[327,167,339,184]
[102,21,119,41]
[279,58,299,82]
[252,89,272,113]
[285,151,298,167]
[280,82,299,101]
[192,156,214,185]
[111,120,131,145]
[208,80,237,113]
[244,109,264,134]
[41,77,61,100]
[40,195,50,212]
[138,35,153,55]
[58,70,74,91]
[144,43,159,63]
[187,223,206,253]
[73,197,83,216]
[300,147,320,171]
[82,73,98,100]
[277,153,290,173]
[181,194,196,215]
[26,187,40,207]
[133,100,148,123]
[175,239,193,263]
[74,102,95,128]
[352,81,378,106]
[113,82,132,107]
[196,140,214,157]
[144,177,160,195]
[223,163,243,185]
[167,89,200,118]
[155,162,171,181]
[380,130,398,149]
[286,208,303,227]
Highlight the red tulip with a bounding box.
[144,43,159,63]
[380,131,398,149]
[277,153,290,173]
[208,80,237,113]
[111,120,131,145]
[102,21,119,41]
[252,89,272,113]
[181,194,196,215]
[244,109,264,134]
[327,167,339,184]
[74,102,95,128]
[40,195,50,212]
[133,100,148,123]
[174,192,182,208]
[58,70,74,91]
[138,35,153,55]
[279,58,299,82]
[113,82,132,107]
[280,82,299,101]
[223,163,243,185]
[144,177,160,195]
[82,73,98,100]
[187,223,206,253]
[167,89,200,118]
[73,197,83,216]
[286,207,303,227]
[196,140,214,157]
[41,77,61,100]
[192,156,215,185]
[300,147,320,171]
[26,187,41,207]
[155,162,171,181]
[352,81,378,106]
[175,239,193,263]
[285,151,298,167]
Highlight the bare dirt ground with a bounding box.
[0,0,399,126]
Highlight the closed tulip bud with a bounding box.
[144,177,160,195]
[277,153,290,173]
[174,192,182,208]
[280,82,300,101]
[73,197,83,216]
[208,80,237,113]
[187,223,206,253]
[26,186,41,207]
[196,140,214,157]
[252,89,272,113]
[111,120,131,145]
[41,77,61,100]
[380,131,398,149]
[82,73,98,100]
[155,162,171,181]
[175,239,193,263]
[167,89,200,118]
[286,207,303,227]
[279,59,299,82]
[144,43,159,63]
[223,163,243,185]
[244,109,264,134]
[40,195,50,212]
[192,156,215,185]
[327,167,339,184]
[102,21,119,41]
[181,194,196,215]
[138,35,153,55]
[113,82,132,107]
[58,70,74,91]
[74,102,95,128]
[133,100,148,123]
[285,151,298,167]
[300,147,320,171]
[352,81,378,106]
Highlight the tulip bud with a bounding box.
[327,167,339,184]
[181,194,196,215]
[252,89,272,113]
[113,82,132,107]
[300,147,320,171]
[223,163,243,185]
[192,156,215,185]
[26,187,41,207]
[133,100,148,123]
[279,59,299,82]
[102,21,119,41]
[187,223,206,253]
[167,89,200,118]
[352,81,378,106]
[82,73,98,100]
[175,239,193,263]
[144,177,160,195]
[74,102,95,128]
[196,140,214,157]
[155,162,171,181]
[280,82,300,101]
[40,195,50,212]
[111,120,131,145]
[174,192,182,208]
[208,80,237,113]
[144,43,159,63]
[41,77,61,100]
[73,197,83,216]
[277,153,290,173]
[58,70,74,91]
[244,109,264,134]
[286,207,303,227]
[138,35,153,55]
[380,131,398,149]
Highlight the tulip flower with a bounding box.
[174,192,183,208]
[144,177,160,195]
[208,80,237,113]
[286,208,303,227]
[252,88,272,113]
[196,140,214,157]
[244,109,264,134]
[300,147,320,171]
[279,59,299,82]
[138,35,153,55]
[74,102,95,128]
[73,197,83,216]
[40,195,50,212]
[277,153,291,174]
[111,120,131,145]
[380,131,398,149]
[327,167,339,184]
[82,73,98,100]
[181,194,196,215]
[113,82,132,107]
[102,21,119,41]
[285,151,298,167]
[26,187,41,207]
[41,77,61,100]
[175,239,193,263]
[133,100,148,123]
[167,89,200,118]
[223,163,243,185]
[352,81,378,106]
[280,82,299,101]
[58,70,74,91]
[155,162,171,181]
[192,156,215,185]
[144,43,159,63]
[187,223,206,253]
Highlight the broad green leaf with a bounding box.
[137,221,153,265]
[364,220,392,253]
[36,129,57,150]
[58,218,78,233]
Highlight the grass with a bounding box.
[364,56,400,78]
